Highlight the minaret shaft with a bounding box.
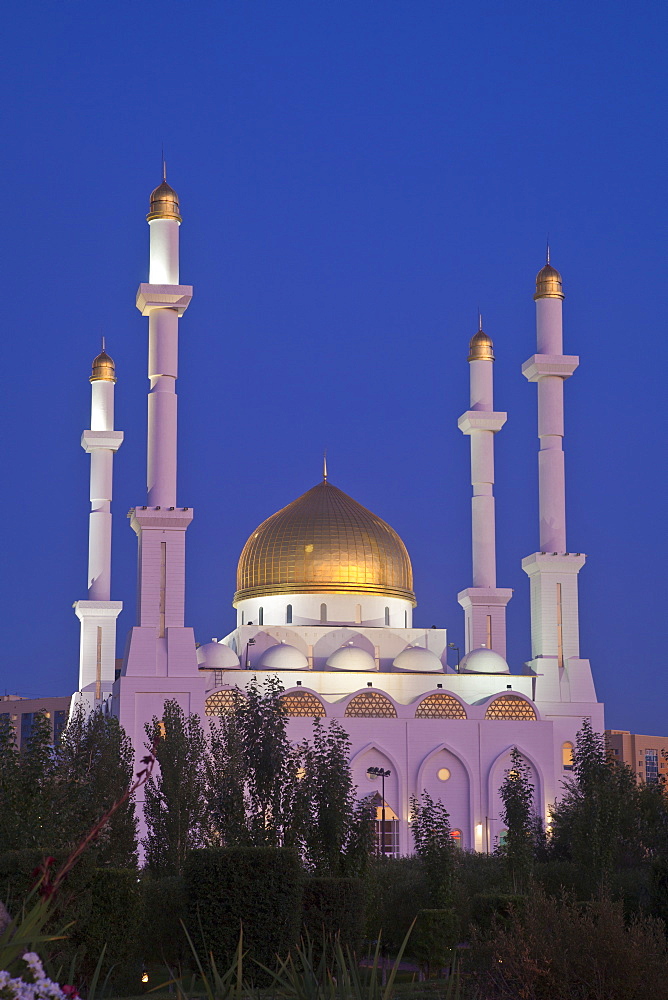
[458,331,511,657]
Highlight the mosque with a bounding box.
[71,176,603,854]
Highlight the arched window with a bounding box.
[345,691,397,718]
[258,607,264,626]
[279,690,326,718]
[384,607,390,626]
[241,610,245,625]
[355,604,362,624]
[404,610,408,627]
[484,695,537,721]
[450,829,462,849]
[562,741,574,770]
[320,603,327,623]
[286,604,293,624]
[415,693,467,719]
[205,690,245,716]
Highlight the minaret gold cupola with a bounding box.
[147,179,182,223]
[90,350,116,382]
[534,257,564,300]
[234,480,415,605]
[468,330,495,361]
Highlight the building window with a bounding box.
[205,690,246,716]
[54,711,68,744]
[415,693,467,720]
[384,607,390,626]
[645,749,659,784]
[372,794,400,857]
[451,829,462,849]
[355,604,362,624]
[404,610,408,627]
[484,695,537,721]
[258,607,264,626]
[320,603,327,623]
[498,829,508,849]
[345,691,397,718]
[20,713,35,747]
[286,604,292,624]
[241,611,245,625]
[279,691,326,718]
[437,767,451,781]
[562,741,574,771]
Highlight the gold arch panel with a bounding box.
[205,690,245,716]
[344,691,397,718]
[279,691,326,718]
[415,693,467,719]
[484,695,537,721]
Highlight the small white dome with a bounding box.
[459,646,509,674]
[197,642,241,670]
[257,643,309,670]
[393,646,443,672]
[326,646,376,671]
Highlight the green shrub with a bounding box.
[364,857,431,951]
[469,892,526,932]
[410,908,459,976]
[139,874,189,969]
[184,847,302,976]
[302,877,366,955]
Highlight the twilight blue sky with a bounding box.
[0,1,666,735]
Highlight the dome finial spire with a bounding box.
[546,236,550,265]
[478,309,483,332]
[162,145,167,183]
[323,449,328,481]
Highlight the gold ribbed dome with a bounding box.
[534,262,564,300]
[468,330,494,361]
[234,480,415,605]
[90,350,116,382]
[147,180,181,222]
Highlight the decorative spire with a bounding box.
[323,449,328,482]
[546,237,551,265]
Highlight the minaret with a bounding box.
[73,347,123,713]
[521,255,594,700]
[116,173,203,752]
[457,321,512,657]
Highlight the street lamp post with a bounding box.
[367,766,392,855]
[448,642,461,671]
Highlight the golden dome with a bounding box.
[534,262,564,300]
[90,350,116,382]
[234,480,415,605]
[468,330,494,362]
[147,180,181,222]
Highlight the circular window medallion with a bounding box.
[437,767,451,781]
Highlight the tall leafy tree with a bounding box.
[0,713,21,852]
[498,747,535,892]
[143,700,207,876]
[54,707,137,866]
[550,719,639,891]
[410,791,456,905]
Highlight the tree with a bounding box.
[0,713,21,852]
[498,747,534,892]
[54,707,137,866]
[550,719,639,891]
[410,791,456,906]
[143,700,207,875]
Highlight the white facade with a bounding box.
[70,184,603,855]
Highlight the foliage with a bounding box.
[497,747,534,892]
[470,891,668,1000]
[143,700,208,876]
[364,857,431,951]
[184,846,303,977]
[410,792,456,906]
[550,719,641,892]
[138,874,189,970]
[302,877,366,956]
[410,909,459,978]
[0,713,56,853]
[468,892,526,932]
[68,868,142,987]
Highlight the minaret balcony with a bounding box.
[522,354,579,382]
[136,283,193,316]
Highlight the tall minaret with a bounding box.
[521,255,593,699]
[73,347,123,713]
[116,174,203,753]
[457,321,512,657]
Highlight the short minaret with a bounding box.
[73,347,123,713]
[521,255,595,702]
[115,173,204,755]
[457,321,512,657]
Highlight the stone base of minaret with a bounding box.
[73,600,122,715]
[457,587,512,657]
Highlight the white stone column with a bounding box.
[457,326,512,657]
[73,350,123,714]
